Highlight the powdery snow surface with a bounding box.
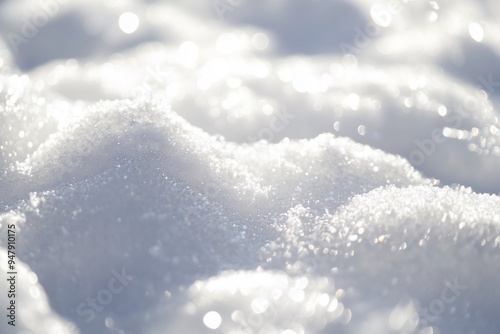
[0,0,499,333]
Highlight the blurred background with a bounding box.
[1,0,500,193]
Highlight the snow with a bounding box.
[0,246,76,334]
[0,0,499,333]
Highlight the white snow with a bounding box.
[0,0,499,333]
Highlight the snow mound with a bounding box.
[0,242,77,334]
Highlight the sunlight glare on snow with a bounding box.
[468,22,484,42]
[250,297,270,314]
[203,311,222,329]
[252,33,270,50]
[357,125,366,136]
[277,63,293,83]
[345,93,360,110]
[178,41,199,68]
[216,33,247,54]
[119,12,140,34]
[202,58,229,83]
[370,5,392,27]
